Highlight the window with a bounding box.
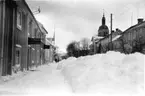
[16,49,20,64]
[28,20,32,37]
[17,11,22,29]
[15,47,21,65]
[34,28,38,38]
[15,44,22,65]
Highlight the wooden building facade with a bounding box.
[0,0,16,76]
[0,0,53,77]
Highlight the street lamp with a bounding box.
[33,6,41,15]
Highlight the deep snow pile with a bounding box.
[57,51,144,95]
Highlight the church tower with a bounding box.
[98,13,109,37]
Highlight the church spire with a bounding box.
[53,25,55,45]
[102,9,105,25]
[103,9,105,17]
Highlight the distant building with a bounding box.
[112,18,145,54]
[46,37,56,63]
[97,28,122,53]
[98,13,109,37]
[37,22,48,65]
[92,17,145,54]
[90,13,109,54]
[91,35,104,54]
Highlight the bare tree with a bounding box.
[66,41,79,57]
[78,38,91,56]
[80,38,91,50]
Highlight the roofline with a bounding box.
[123,21,145,34]
[23,0,43,35]
[37,21,48,34]
[46,40,56,48]
[42,26,48,34]
[97,29,123,42]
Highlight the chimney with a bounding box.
[137,18,144,24]
[112,30,115,33]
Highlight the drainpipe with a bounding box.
[11,4,16,75]
[93,38,96,54]
[0,0,5,76]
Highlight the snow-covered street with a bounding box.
[0,64,72,96]
[0,52,144,96]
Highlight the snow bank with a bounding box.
[59,51,144,95]
[0,71,29,84]
[0,66,37,84]
[57,57,77,69]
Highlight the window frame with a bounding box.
[15,45,22,65]
[17,10,22,30]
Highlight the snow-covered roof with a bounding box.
[45,39,56,48]
[37,21,48,34]
[112,35,121,41]
[92,35,104,42]
[93,35,104,39]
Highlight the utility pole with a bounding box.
[53,25,55,45]
[93,37,95,54]
[52,25,56,62]
[110,13,113,50]
[131,12,133,26]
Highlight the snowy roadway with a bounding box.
[0,64,72,96]
[0,51,144,96]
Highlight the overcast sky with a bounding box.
[26,0,145,52]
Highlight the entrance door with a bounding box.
[27,47,30,70]
[13,47,21,73]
